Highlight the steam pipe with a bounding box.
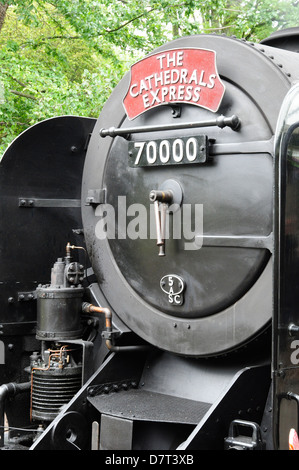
[0,381,31,447]
[82,303,149,352]
[82,302,112,332]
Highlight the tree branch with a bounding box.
[4,72,27,88]
[104,7,159,34]
[21,35,81,48]
[10,90,36,100]
[103,3,200,36]
[41,35,80,40]
[0,3,8,34]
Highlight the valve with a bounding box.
[149,180,183,257]
[149,189,173,256]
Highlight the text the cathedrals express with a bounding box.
[123,49,225,119]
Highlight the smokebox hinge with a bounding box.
[85,188,106,206]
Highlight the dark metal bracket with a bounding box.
[85,188,106,206]
[19,198,81,208]
[224,419,265,450]
[170,104,182,118]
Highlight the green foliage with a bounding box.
[1,0,299,154]
[0,2,130,153]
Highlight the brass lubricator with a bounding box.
[35,243,86,341]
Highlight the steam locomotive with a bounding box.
[1,27,299,451]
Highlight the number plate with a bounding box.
[128,135,208,167]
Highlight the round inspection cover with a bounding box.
[82,35,295,356]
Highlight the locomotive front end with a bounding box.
[82,34,297,357]
[2,31,299,451]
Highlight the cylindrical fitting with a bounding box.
[149,189,173,203]
[31,365,82,422]
[35,254,85,341]
[50,258,65,287]
[36,285,84,340]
